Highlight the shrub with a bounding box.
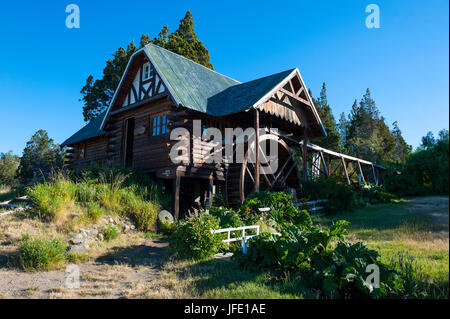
[360,184,396,204]
[95,183,123,212]
[209,206,244,228]
[85,202,107,222]
[157,218,176,235]
[298,177,357,214]
[385,134,449,196]
[75,181,97,203]
[134,202,159,231]
[239,191,311,229]
[19,234,66,271]
[102,224,120,242]
[235,216,403,299]
[389,252,448,299]
[78,168,171,209]
[170,211,224,259]
[27,168,164,232]
[27,179,77,223]
[0,151,20,186]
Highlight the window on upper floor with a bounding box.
[143,62,152,81]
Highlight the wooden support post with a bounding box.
[172,173,181,219]
[320,151,329,178]
[357,161,365,185]
[302,128,308,181]
[342,157,351,185]
[207,178,214,207]
[254,109,260,192]
[327,155,332,177]
[371,164,378,185]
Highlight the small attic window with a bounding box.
[143,62,152,81]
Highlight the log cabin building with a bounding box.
[62,44,382,218]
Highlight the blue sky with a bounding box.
[0,0,448,155]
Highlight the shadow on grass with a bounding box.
[95,240,169,268]
[172,257,313,299]
[315,202,447,234]
[0,250,18,270]
[0,186,26,203]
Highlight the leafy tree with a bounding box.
[310,83,341,151]
[81,10,213,121]
[18,130,65,181]
[438,129,449,141]
[0,151,20,185]
[385,129,448,196]
[420,131,436,150]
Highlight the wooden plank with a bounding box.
[268,154,292,191]
[319,151,329,178]
[279,88,311,106]
[254,109,260,192]
[357,160,365,185]
[302,129,308,181]
[371,164,378,185]
[172,173,181,219]
[342,157,351,185]
[207,178,214,207]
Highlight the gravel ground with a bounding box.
[0,239,169,299]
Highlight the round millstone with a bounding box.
[158,210,174,225]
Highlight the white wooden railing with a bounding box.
[212,225,260,251]
[210,200,327,255]
[296,199,328,213]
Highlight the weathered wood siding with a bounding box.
[67,99,230,177]
[105,96,175,171]
[69,137,108,169]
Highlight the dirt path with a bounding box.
[0,239,169,299]
[405,196,449,234]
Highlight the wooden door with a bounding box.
[123,118,135,168]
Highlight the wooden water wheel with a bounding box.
[225,134,299,206]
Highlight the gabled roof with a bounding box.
[61,111,106,147]
[142,45,301,117]
[198,69,296,117]
[144,44,240,114]
[63,44,325,146]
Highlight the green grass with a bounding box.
[159,258,312,299]
[314,198,449,298]
[18,234,67,271]
[102,224,120,242]
[160,198,448,299]
[26,171,161,230]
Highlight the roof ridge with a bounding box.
[237,68,296,86]
[144,43,241,84]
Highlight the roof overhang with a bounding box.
[251,68,327,137]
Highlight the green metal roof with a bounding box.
[205,69,295,116]
[145,44,295,116]
[62,44,314,146]
[61,111,106,147]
